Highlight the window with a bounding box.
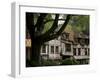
[51,46,54,54]
[47,45,49,53]
[55,46,59,54]
[78,48,81,55]
[85,48,87,55]
[42,45,46,53]
[73,48,76,55]
[88,48,90,55]
[61,33,69,40]
[85,39,89,45]
[65,44,71,52]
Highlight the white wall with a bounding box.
[0,0,100,80]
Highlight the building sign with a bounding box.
[26,39,31,47]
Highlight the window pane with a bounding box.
[88,48,90,56]
[51,46,54,54]
[85,48,87,55]
[55,46,59,54]
[42,45,46,53]
[73,48,76,55]
[78,48,81,55]
[65,44,71,52]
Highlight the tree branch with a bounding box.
[44,19,66,24]
[38,14,59,39]
[34,13,47,31]
[42,15,71,42]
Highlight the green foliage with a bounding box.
[28,60,40,67]
[42,58,79,66]
[44,14,52,21]
[26,59,38,67]
[69,15,89,35]
[42,59,60,66]
[43,21,53,33]
[27,58,79,67]
[33,13,89,35]
[31,60,38,66]
[33,13,54,33]
[43,14,54,33]
[61,58,79,65]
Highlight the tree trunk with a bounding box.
[30,38,42,66]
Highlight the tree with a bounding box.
[69,15,89,35]
[26,12,71,66]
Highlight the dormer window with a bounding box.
[61,32,69,40]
